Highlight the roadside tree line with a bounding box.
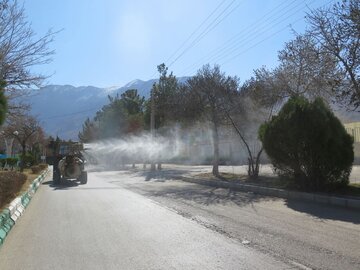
[0,0,56,171]
[79,0,359,191]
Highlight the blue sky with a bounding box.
[24,0,332,88]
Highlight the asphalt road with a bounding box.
[0,167,359,269]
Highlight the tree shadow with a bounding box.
[130,169,188,182]
[285,199,360,224]
[140,184,277,207]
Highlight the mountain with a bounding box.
[28,78,188,140]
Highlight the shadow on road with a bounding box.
[285,199,360,224]
[140,184,277,207]
[128,169,187,182]
[42,179,80,190]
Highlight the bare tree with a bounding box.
[0,0,56,115]
[306,0,360,109]
[253,33,338,106]
[4,114,41,171]
[219,80,274,179]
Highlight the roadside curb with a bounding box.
[0,167,51,246]
[179,176,360,210]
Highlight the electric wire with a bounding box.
[149,0,231,79]
[181,0,335,76]
[213,1,315,66]
[167,0,243,69]
[164,0,228,65]
[179,0,300,75]
[180,0,313,76]
[219,0,335,67]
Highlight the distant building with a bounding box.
[344,122,360,142]
[180,125,262,165]
[344,122,360,163]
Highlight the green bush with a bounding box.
[259,96,354,191]
[21,152,35,168]
[0,159,5,168]
[6,158,18,169]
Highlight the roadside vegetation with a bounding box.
[0,164,48,210]
[0,0,55,210]
[259,97,354,192]
[195,171,360,198]
[79,0,360,193]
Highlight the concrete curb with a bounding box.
[179,176,360,210]
[0,168,51,246]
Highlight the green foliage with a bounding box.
[259,96,354,191]
[78,118,98,143]
[95,96,128,139]
[80,89,146,141]
[6,158,18,166]
[150,63,179,128]
[6,158,18,169]
[0,159,5,168]
[0,158,18,170]
[20,152,36,168]
[120,89,145,115]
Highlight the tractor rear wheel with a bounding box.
[79,171,87,184]
[53,169,61,185]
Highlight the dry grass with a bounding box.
[194,172,360,198]
[0,168,46,211]
[194,172,288,188]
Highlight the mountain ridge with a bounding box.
[28,77,187,139]
[27,77,360,140]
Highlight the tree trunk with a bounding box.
[20,143,26,172]
[150,162,156,171]
[157,163,162,170]
[225,111,264,179]
[150,86,156,172]
[212,123,220,177]
[247,148,263,179]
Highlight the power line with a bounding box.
[150,0,242,79]
[149,0,229,79]
[220,17,305,66]
[180,0,311,76]
[164,0,228,65]
[179,0,299,75]
[219,0,335,67]
[168,0,242,69]
[212,1,313,65]
[181,0,335,76]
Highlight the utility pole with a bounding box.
[150,84,156,171]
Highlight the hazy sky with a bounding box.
[24,0,331,88]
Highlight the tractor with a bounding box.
[52,142,87,185]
